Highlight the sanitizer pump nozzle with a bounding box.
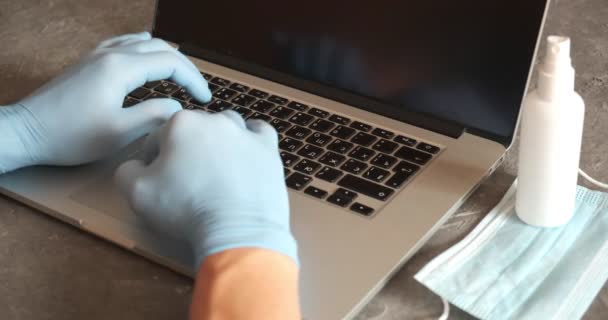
[516,36,585,227]
[538,36,576,100]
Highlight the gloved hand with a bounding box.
[0,32,211,173]
[114,110,298,267]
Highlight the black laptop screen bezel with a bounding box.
[152,1,550,147]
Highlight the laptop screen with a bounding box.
[154,1,548,145]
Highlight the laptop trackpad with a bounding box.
[69,170,139,225]
[69,142,143,225]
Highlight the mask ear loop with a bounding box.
[438,298,450,320]
[579,168,608,190]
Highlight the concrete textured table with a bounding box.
[0,0,606,319]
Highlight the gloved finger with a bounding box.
[246,119,279,146]
[117,38,175,54]
[219,110,247,129]
[114,159,148,194]
[124,51,211,104]
[120,98,182,142]
[114,160,158,214]
[96,32,151,49]
[116,38,196,69]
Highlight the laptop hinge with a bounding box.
[180,43,466,140]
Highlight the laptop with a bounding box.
[0,1,550,319]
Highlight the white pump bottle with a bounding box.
[516,36,585,228]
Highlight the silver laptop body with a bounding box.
[0,1,550,319]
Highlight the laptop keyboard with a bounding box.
[124,71,443,218]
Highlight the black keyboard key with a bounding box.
[248,112,272,122]
[363,166,390,183]
[309,119,335,133]
[191,98,211,108]
[371,128,394,139]
[232,94,257,106]
[148,92,168,100]
[350,203,374,216]
[123,97,139,108]
[395,146,433,165]
[417,142,441,154]
[297,144,324,160]
[338,175,394,201]
[319,152,346,167]
[270,106,295,119]
[372,139,399,154]
[188,103,205,110]
[306,132,332,147]
[284,168,291,177]
[285,126,312,139]
[249,89,269,99]
[210,77,230,86]
[287,101,308,111]
[177,100,189,108]
[351,132,377,147]
[308,108,329,118]
[200,72,213,80]
[207,100,233,112]
[154,82,180,95]
[213,88,238,101]
[304,186,328,199]
[349,146,376,162]
[289,112,315,126]
[270,119,292,133]
[208,83,220,93]
[394,135,417,147]
[279,138,303,153]
[393,161,420,174]
[293,159,322,175]
[334,188,357,201]
[229,82,249,92]
[371,154,397,169]
[286,172,312,190]
[328,114,350,125]
[268,95,288,105]
[129,87,151,100]
[172,88,192,102]
[231,106,252,117]
[327,194,351,207]
[315,166,344,183]
[330,125,356,140]
[280,151,300,167]
[350,121,372,132]
[250,100,275,113]
[327,139,354,154]
[143,81,162,89]
[385,171,413,188]
[341,159,368,175]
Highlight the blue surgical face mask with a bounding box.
[415,180,608,320]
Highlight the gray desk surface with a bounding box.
[0,0,607,319]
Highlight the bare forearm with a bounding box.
[190,248,300,320]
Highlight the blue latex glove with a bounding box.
[0,32,211,173]
[114,110,298,267]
